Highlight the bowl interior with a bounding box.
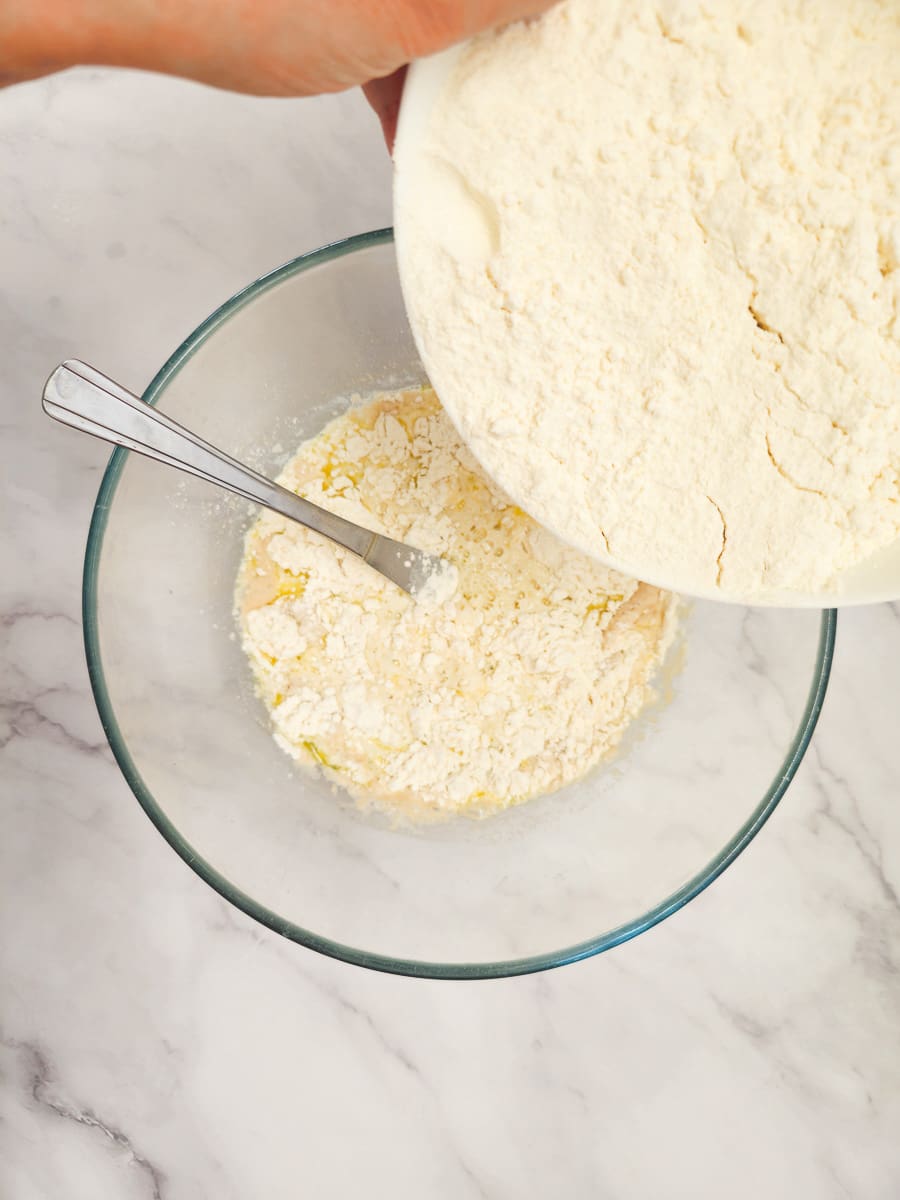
[85,232,834,977]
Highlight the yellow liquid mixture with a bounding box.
[237,389,676,823]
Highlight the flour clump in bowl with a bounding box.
[237,389,677,822]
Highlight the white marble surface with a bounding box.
[1,67,899,1199]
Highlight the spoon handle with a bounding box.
[43,359,381,561]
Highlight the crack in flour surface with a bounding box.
[396,0,900,599]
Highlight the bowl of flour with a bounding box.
[83,232,834,977]
[395,0,900,606]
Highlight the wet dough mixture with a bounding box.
[237,389,676,822]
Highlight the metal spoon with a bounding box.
[42,359,447,596]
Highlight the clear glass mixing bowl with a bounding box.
[83,230,836,979]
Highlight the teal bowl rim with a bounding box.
[82,228,838,981]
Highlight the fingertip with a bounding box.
[363,66,407,152]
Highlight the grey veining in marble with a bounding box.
[1,67,899,1200]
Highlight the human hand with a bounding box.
[5,1,555,146]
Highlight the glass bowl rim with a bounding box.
[81,228,838,980]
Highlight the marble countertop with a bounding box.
[2,68,899,1200]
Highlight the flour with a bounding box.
[237,389,676,822]
[413,557,460,605]
[396,0,900,599]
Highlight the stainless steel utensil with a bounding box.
[43,359,447,595]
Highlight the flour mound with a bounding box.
[238,390,676,822]
[397,0,900,599]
